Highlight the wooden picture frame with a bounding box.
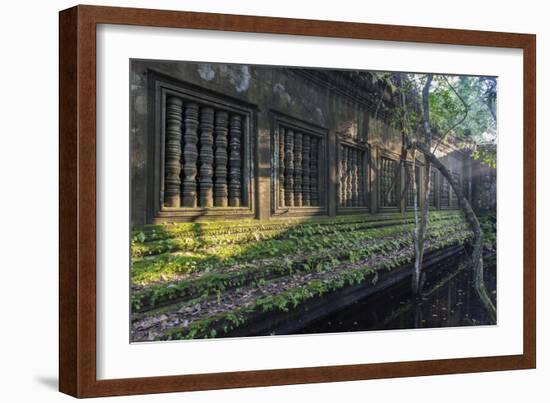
[59,4,536,397]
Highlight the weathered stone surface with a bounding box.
[284,129,294,207]
[182,102,199,208]
[380,157,397,208]
[198,107,214,208]
[130,59,495,227]
[339,145,345,206]
[351,148,359,207]
[164,96,183,207]
[228,114,242,207]
[302,135,311,207]
[293,132,303,207]
[278,127,285,207]
[214,111,229,207]
[310,137,319,207]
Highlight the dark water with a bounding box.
[297,253,497,334]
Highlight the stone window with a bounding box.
[272,114,327,215]
[440,176,451,208]
[429,169,438,208]
[450,170,461,208]
[338,144,368,208]
[405,164,421,210]
[147,72,255,222]
[380,156,399,208]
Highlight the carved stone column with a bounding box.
[357,150,364,206]
[346,147,353,207]
[310,137,319,207]
[337,145,345,206]
[279,127,285,207]
[429,169,437,208]
[293,132,303,207]
[164,96,183,207]
[198,107,214,207]
[342,147,349,206]
[337,145,342,206]
[182,102,199,207]
[351,149,358,206]
[441,176,450,207]
[339,145,345,206]
[214,111,229,207]
[302,135,310,207]
[228,114,242,207]
[369,147,379,212]
[284,129,294,207]
[453,170,461,208]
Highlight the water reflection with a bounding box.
[296,252,497,334]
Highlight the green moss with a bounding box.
[156,227,471,341]
[131,211,474,340]
[132,212,465,285]
[479,214,497,250]
[132,217,469,311]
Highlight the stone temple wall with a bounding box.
[130,60,494,228]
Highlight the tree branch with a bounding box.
[410,140,496,320]
[432,76,469,154]
[421,75,433,145]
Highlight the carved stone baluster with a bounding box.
[348,147,355,206]
[294,132,302,207]
[293,132,303,207]
[228,114,242,207]
[357,150,364,206]
[408,164,415,207]
[214,111,229,207]
[429,170,436,207]
[164,96,183,207]
[338,145,343,206]
[451,171,459,208]
[346,147,352,207]
[302,135,310,207]
[339,145,346,207]
[342,147,348,206]
[441,176,449,207]
[348,147,355,207]
[381,158,387,207]
[310,137,319,207]
[279,127,285,207]
[351,149,359,207]
[284,129,294,207]
[388,159,395,206]
[182,102,199,207]
[198,107,214,207]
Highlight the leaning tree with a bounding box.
[372,72,497,320]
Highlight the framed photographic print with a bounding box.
[59,4,536,397]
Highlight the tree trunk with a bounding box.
[412,141,496,321]
[412,160,431,296]
[411,74,433,296]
